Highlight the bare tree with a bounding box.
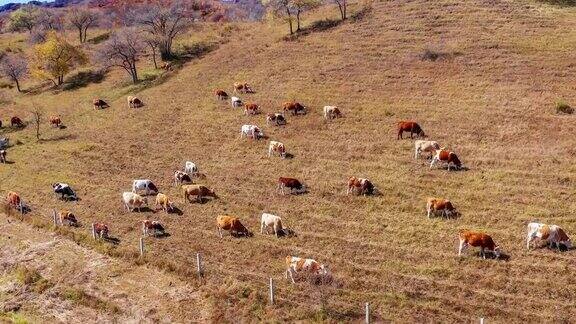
[130,1,192,60]
[0,53,28,92]
[292,0,321,31]
[265,0,295,35]
[144,34,162,69]
[37,8,64,31]
[32,107,42,141]
[67,7,99,43]
[96,29,144,84]
[333,0,347,20]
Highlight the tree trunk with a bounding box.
[14,78,21,92]
[57,75,64,85]
[78,28,84,43]
[343,0,347,19]
[131,65,139,84]
[151,48,158,69]
[286,8,293,34]
[159,41,172,61]
[296,10,301,31]
[83,26,89,43]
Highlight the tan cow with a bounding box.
[285,256,330,284]
[182,184,217,203]
[58,210,78,226]
[216,215,252,237]
[426,197,457,218]
[155,193,175,213]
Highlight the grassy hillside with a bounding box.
[2,0,576,322]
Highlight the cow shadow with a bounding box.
[152,232,171,239]
[132,207,154,213]
[58,125,67,130]
[436,166,470,172]
[42,134,77,143]
[277,228,297,238]
[103,236,121,245]
[167,206,184,216]
[1,161,15,165]
[284,153,295,159]
[470,251,511,261]
[186,197,216,204]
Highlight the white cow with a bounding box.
[323,106,342,120]
[240,125,263,140]
[132,179,158,195]
[184,161,198,174]
[268,141,286,158]
[231,96,243,108]
[414,140,440,159]
[285,256,330,284]
[261,213,284,237]
[527,222,572,250]
[122,192,148,212]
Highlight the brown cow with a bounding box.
[430,149,462,171]
[215,89,228,100]
[397,121,425,139]
[127,96,143,108]
[244,103,260,115]
[6,191,21,208]
[283,102,307,116]
[277,177,305,195]
[49,116,62,128]
[266,113,286,126]
[458,230,501,259]
[347,177,374,195]
[0,150,6,163]
[233,82,254,94]
[93,98,109,109]
[58,210,78,226]
[285,256,330,284]
[426,197,457,218]
[142,220,165,236]
[11,117,23,128]
[216,215,252,237]
[93,223,109,239]
[182,184,218,203]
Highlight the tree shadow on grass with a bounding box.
[283,18,343,41]
[62,70,105,91]
[537,0,576,6]
[40,134,77,143]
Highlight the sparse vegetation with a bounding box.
[555,101,573,114]
[61,287,120,313]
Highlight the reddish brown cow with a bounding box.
[93,98,109,109]
[6,191,21,208]
[49,116,62,128]
[347,177,374,195]
[426,197,457,218]
[142,220,165,236]
[244,103,259,115]
[283,102,307,116]
[266,113,286,126]
[215,89,228,100]
[277,177,305,195]
[93,223,109,239]
[458,230,501,259]
[430,149,462,171]
[397,121,425,139]
[217,215,252,237]
[233,82,254,94]
[11,117,23,128]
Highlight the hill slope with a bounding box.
[2,0,576,322]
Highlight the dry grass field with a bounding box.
[1,0,576,322]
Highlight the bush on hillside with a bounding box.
[556,101,573,114]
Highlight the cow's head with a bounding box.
[419,130,427,138]
[142,197,149,205]
[493,246,501,259]
[208,189,218,199]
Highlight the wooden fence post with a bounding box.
[139,237,145,256]
[480,318,484,324]
[196,252,203,278]
[91,223,96,239]
[52,210,58,226]
[365,302,370,324]
[269,278,275,304]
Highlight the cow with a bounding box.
[127,96,143,108]
[93,223,109,239]
[414,140,440,159]
[49,116,62,128]
[526,222,572,250]
[268,141,286,158]
[161,62,173,71]
[6,191,21,209]
[215,89,228,100]
[430,149,462,171]
[93,98,109,109]
[216,215,252,237]
[244,103,260,115]
[285,256,330,284]
[231,96,243,108]
[233,82,254,94]
[397,121,425,139]
[240,125,263,140]
[58,210,78,226]
[142,220,165,237]
[260,213,284,238]
[458,230,501,259]
[323,106,342,120]
[0,150,6,163]
[11,117,23,128]
[277,177,305,195]
[266,113,286,126]
[283,101,307,116]
[122,192,148,212]
[426,197,457,218]
[155,193,175,213]
[52,183,78,201]
[182,184,218,203]
[184,161,198,175]
[347,177,374,195]
[132,179,158,195]
[0,137,8,149]
[174,170,193,186]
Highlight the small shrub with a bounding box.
[556,101,573,114]
[61,287,120,313]
[14,266,41,285]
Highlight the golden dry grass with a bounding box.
[2,0,576,322]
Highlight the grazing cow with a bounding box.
[49,116,62,128]
[11,117,23,128]
[397,121,425,139]
[155,193,175,212]
[93,223,109,239]
[93,98,109,109]
[233,82,254,94]
[283,101,306,116]
[142,220,165,237]
[0,150,6,163]
[161,62,173,71]
[458,230,501,259]
[244,103,260,115]
[430,149,462,171]
[174,170,193,186]
[122,192,148,212]
[414,140,440,159]
[277,177,305,195]
[323,106,342,120]
[127,96,143,108]
[426,197,457,218]
[58,210,78,226]
[52,183,77,200]
[231,96,243,108]
[0,137,8,149]
[347,177,374,195]
[285,256,329,284]
[260,213,284,238]
[6,191,21,209]
[184,161,198,175]
[268,141,286,158]
[526,222,572,250]
[216,215,252,237]
[240,125,264,140]
[266,113,286,126]
[132,179,158,195]
[182,184,217,203]
[215,89,228,100]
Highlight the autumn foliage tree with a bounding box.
[6,5,39,34]
[31,32,87,86]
